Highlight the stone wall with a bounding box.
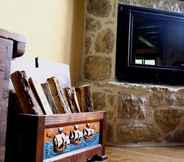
[82,0,117,81]
[92,82,184,145]
[81,0,184,145]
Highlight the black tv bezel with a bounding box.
[116,4,184,85]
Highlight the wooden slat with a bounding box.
[44,144,103,162]
[44,111,105,128]
[35,116,45,162]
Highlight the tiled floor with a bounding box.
[104,147,184,162]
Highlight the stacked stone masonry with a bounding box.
[81,0,184,145]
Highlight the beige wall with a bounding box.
[0,0,84,84]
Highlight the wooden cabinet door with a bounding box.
[0,38,13,162]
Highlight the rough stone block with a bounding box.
[154,108,184,135]
[92,91,106,110]
[95,28,115,54]
[87,0,112,17]
[117,95,147,120]
[116,121,161,144]
[84,56,112,80]
[86,16,101,32]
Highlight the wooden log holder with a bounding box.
[6,110,107,162]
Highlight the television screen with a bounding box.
[116,4,184,85]
[132,11,184,68]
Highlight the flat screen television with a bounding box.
[116,4,184,85]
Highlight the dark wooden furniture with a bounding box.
[6,111,107,162]
[0,29,26,162]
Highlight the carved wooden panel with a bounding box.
[0,38,13,162]
[44,122,100,160]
